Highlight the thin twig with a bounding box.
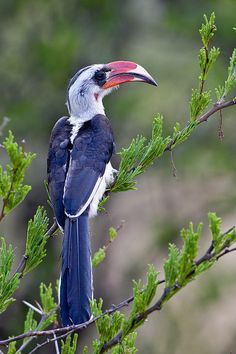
[15,308,57,353]
[47,220,59,237]
[216,247,236,261]
[14,255,28,276]
[99,227,236,353]
[28,329,75,354]
[12,221,58,278]
[218,109,224,140]
[53,333,60,354]
[118,99,236,179]
[197,99,235,124]
[1,223,235,352]
[164,98,236,153]
[199,46,209,95]
[170,150,177,177]
[0,99,236,352]
[103,220,125,251]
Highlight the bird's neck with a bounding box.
[68,94,105,123]
[68,94,106,143]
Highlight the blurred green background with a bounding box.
[0,0,236,353]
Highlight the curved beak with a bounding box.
[102,61,157,89]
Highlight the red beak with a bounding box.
[102,61,157,89]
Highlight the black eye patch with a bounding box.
[93,69,108,86]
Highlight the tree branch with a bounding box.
[197,99,236,124]
[99,226,236,353]
[0,99,235,352]
[1,224,235,352]
[12,221,59,278]
[165,98,236,152]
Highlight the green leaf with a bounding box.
[23,207,49,274]
[0,238,20,313]
[164,244,179,288]
[208,212,221,243]
[109,227,118,241]
[143,264,158,306]
[215,85,225,101]
[61,334,78,354]
[92,247,106,268]
[91,298,124,348]
[215,49,236,101]
[199,47,220,82]
[123,265,158,336]
[112,332,138,354]
[0,131,36,218]
[224,49,236,96]
[23,308,37,343]
[90,298,103,318]
[178,222,202,285]
[171,121,197,148]
[199,13,216,47]
[83,346,89,354]
[190,89,211,121]
[40,282,57,313]
[7,341,17,354]
[39,282,57,329]
[110,115,171,195]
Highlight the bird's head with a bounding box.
[67,61,157,120]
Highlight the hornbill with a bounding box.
[47,61,157,326]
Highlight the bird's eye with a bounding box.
[94,70,106,83]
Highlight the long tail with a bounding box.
[60,214,92,326]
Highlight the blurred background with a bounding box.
[0,0,236,353]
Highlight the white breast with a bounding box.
[68,115,84,143]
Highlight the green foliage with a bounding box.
[91,297,125,353]
[61,334,78,354]
[96,13,234,202]
[190,13,220,121]
[190,89,211,121]
[216,49,236,101]
[163,213,236,298]
[199,13,216,48]
[92,247,106,268]
[23,308,37,333]
[178,223,202,285]
[90,298,103,318]
[208,212,221,243]
[164,244,179,288]
[23,207,49,275]
[89,265,157,352]
[14,282,58,353]
[111,332,138,354]
[39,282,57,329]
[0,12,235,354]
[0,238,20,313]
[92,226,118,268]
[171,121,197,148]
[0,131,36,219]
[109,227,118,241]
[82,346,89,354]
[122,265,158,336]
[164,222,202,291]
[110,115,171,193]
[209,212,236,256]
[97,311,124,345]
[7,342,17,354]
[198,46,220,82]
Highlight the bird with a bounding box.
[47,61,157,326]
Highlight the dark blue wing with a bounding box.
[47,117,72,229]
[63,114,114,217]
